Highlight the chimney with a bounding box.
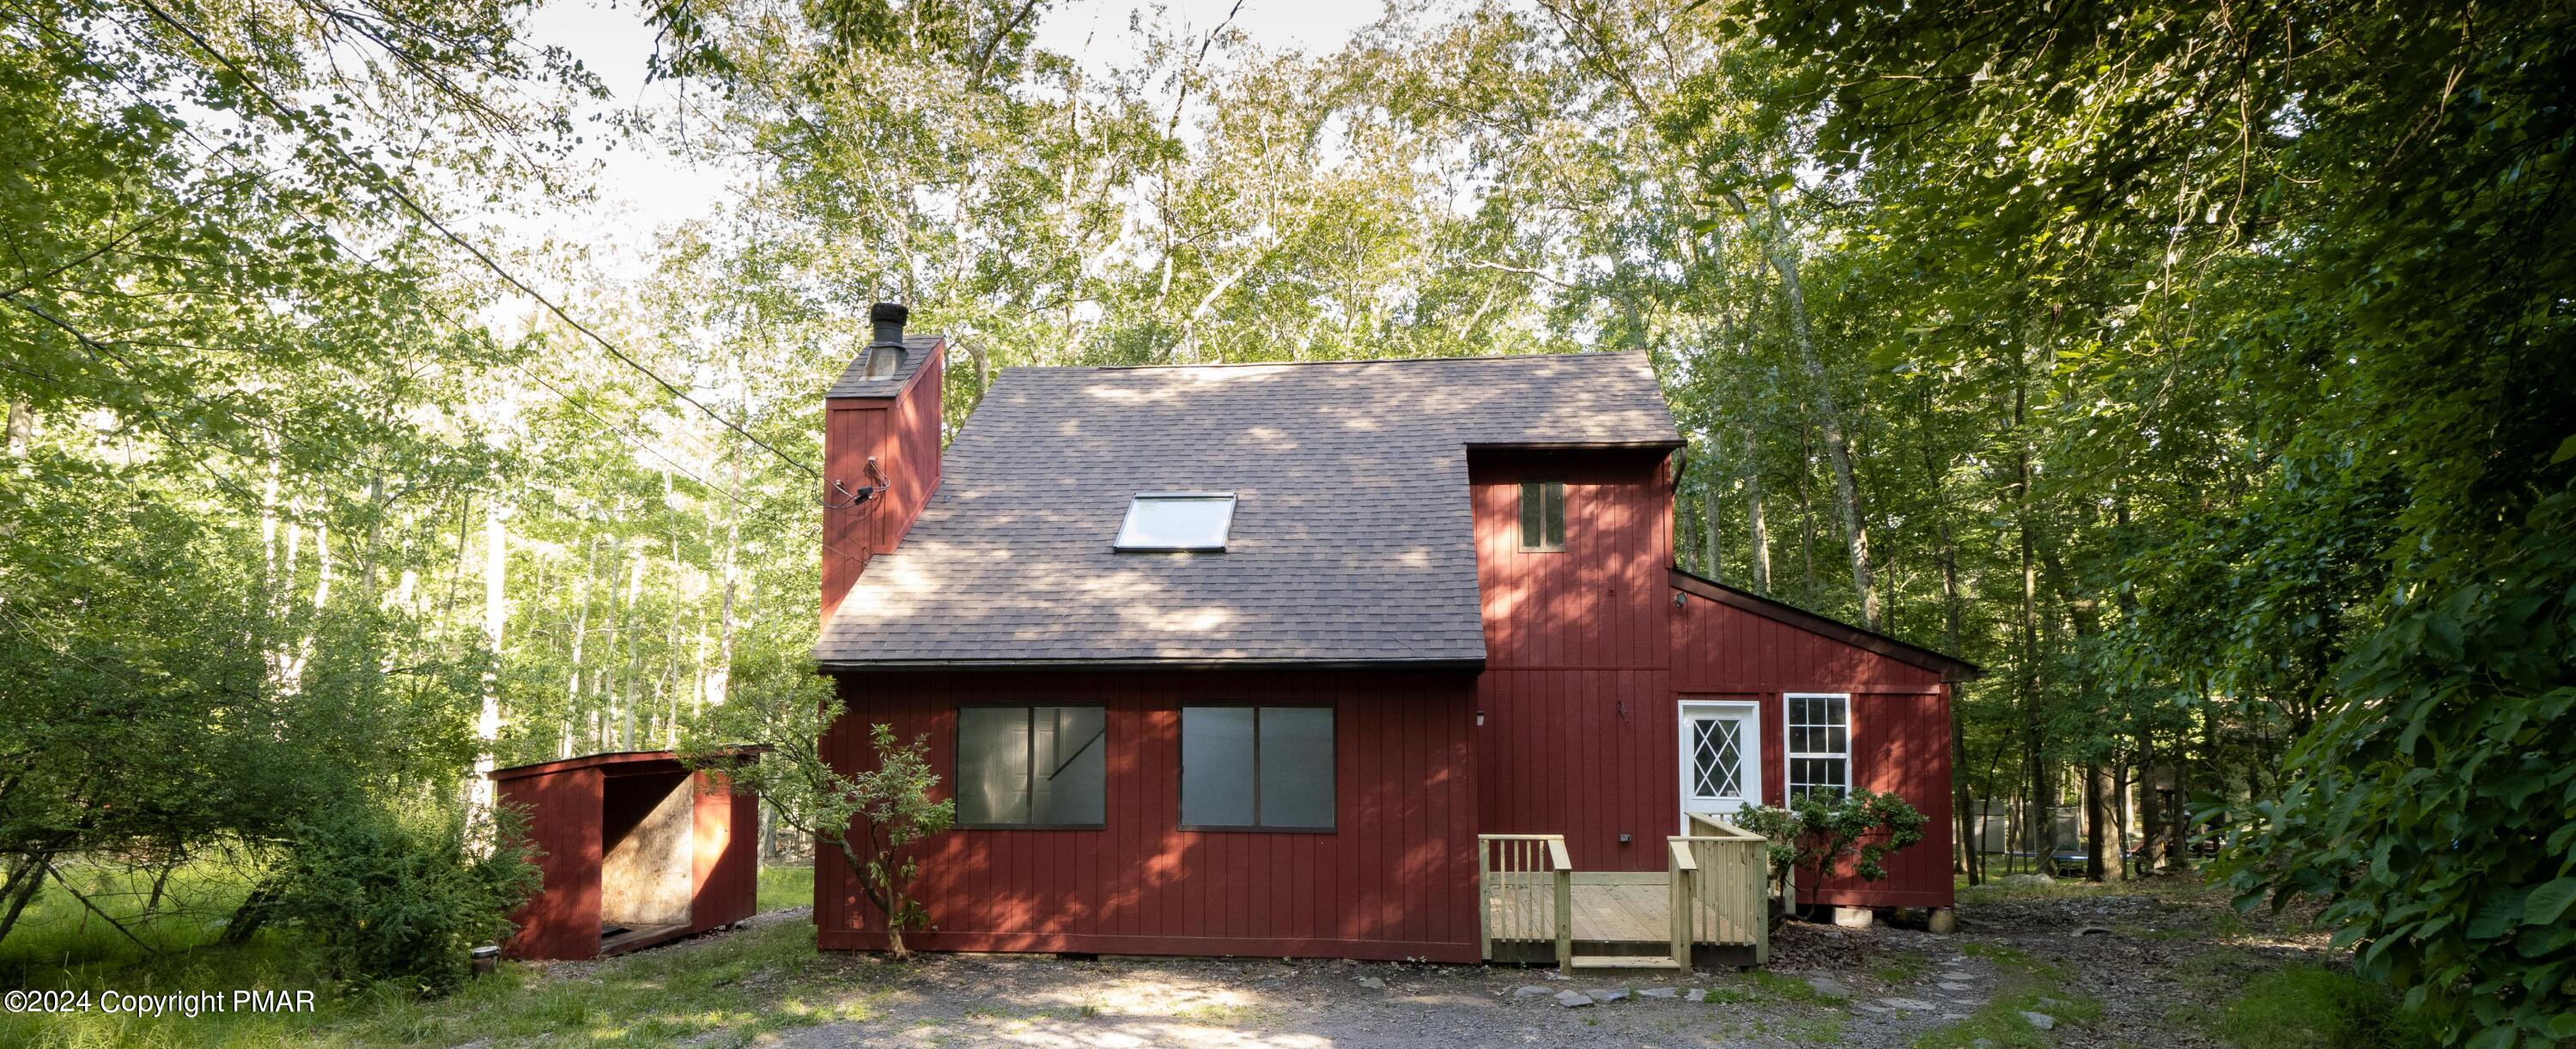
[821,303,944,624]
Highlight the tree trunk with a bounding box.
[1742,417,1771,591]
[1702,465,1722,579]
[0,855,49,944]
[2083,761,2109,881]
[471,502,506,823]
[1727,190,1876,627]
[4,397,28,458]
[2014,371,2052,868]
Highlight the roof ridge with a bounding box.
[1056,349,1647,373]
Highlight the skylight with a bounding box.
[1114,493,1237,552]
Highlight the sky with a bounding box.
[510,0,1400,282]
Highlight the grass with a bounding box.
[756,864,814,913]
[1696,967,1844,1005]
[1872,949,1933,985]
[2190,963,2439,1049]
[1,860,869,1047]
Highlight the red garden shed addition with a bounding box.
[489,750,758,960]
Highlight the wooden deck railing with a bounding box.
[1476,834,1571,967]
[1677,813,1771,965]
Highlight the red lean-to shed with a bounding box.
[808,305,1978,969]
[489,750,758,960]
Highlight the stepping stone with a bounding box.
[1807,976,1850,997]
[1855,1004,1889,1015]
[1587,988,1629,1003]
[1354,976,1385,989]
[2021,1011,2057,1030]
[1639,986,1679,998]
[1554,991,1595,1008]
[1684,989,1709,1003]
[1938,981,1977,992]
[1512,985,1555,998]
[1874,997,1940,1011]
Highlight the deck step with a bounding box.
[1566,955,1682,969]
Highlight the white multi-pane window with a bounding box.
[1785,694,1851,799]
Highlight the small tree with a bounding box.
[1734,789,1929,924]
[690,671,953,957]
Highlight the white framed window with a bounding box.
[1784,693,1851,800]
[1114,492,1237,552]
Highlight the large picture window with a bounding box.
[1179,706,1334,830]
[1785,694,1850,800]
[957,706,1107,827]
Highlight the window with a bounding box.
[956,706,1106,826]
[1785,694,1850,799]
[1179,706,1334,830]
[1114,493,1237,552]
[1518,480,1564,550]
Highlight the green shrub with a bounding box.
[268,800,538,996]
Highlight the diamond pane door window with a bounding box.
[1678,701,1761,831]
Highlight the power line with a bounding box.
[130,0,822,482]
[21,12,888,574]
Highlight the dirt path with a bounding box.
[605,879,2328,1047]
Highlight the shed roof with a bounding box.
[814,351,1681,669]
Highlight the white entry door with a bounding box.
[1679,701,1762,832]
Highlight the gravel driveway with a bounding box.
[668,879,2326,1047]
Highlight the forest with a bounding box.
[2,0,2569,1044]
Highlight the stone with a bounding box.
[2003,873,2055,887]
[2037,996,2069,1009]
[1832,906,1877,929]
[1938,981,1977,992]
[1512,985,1555,998]
[1684,989,1709,1003]
[1354,976,1385,990]
[1971,1040,1996,1048]
[2021,1011,2057,1031]
[1543,970,1571,981]
[1874,997,1940,1011]
[1928,907,1959,934]
[1639,986,1679,998]
[1588,988,1629,1003]
[1807,976,1850,998]
[1554,991,1595,1008]
[2075,926,2113,937]
[1854,1004,1889,1015]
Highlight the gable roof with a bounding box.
[814,351,1681,669]
[1668,568,1985,682]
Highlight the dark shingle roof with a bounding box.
[813,351,1680,668]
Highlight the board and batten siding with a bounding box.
[1467,451,1680,871]
[816,670,1482,961]
[1466,446,1957,909]
[1668,596,1957,907]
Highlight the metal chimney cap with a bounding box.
[870,302,909,324]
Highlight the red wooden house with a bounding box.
[811,305,1978,970]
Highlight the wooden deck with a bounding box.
[1484,876,1763,947]
[1478,820,1771,970]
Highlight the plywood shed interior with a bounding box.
[489,750,759,961]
